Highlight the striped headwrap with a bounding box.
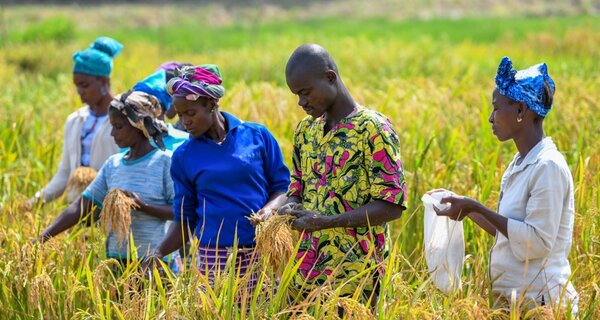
[110,91,168,150]
[166,64,225,101]
[495,56,555,118]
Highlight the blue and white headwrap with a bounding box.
[495,56,555,117]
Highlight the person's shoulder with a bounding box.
[354,106,395,130]
[172,139,193,160]
[103,152,124,169]
[294,115,319,132]
[153,149,173,161]
[240,121,277,138]
[537,148,570,173]
[65,106,90,124]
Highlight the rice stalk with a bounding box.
[29,272,55,308]
[253,211,295,273]
[100,189,138,246]
[66,166,97,195]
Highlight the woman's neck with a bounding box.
[89,94,113,116]
[126,139,155,161]
[513,124,545,159]
[206,112,228,143]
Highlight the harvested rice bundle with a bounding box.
[251,210,295,272]
[100,189,138,245]
[66,166,98,195]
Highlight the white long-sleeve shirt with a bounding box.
[35,106,119,203]
[490,137,578,310]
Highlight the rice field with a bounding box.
[0,3,598,319]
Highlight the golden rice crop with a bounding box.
[100,189,138,245]
[29,272,55,308]
[253,211,295,273]
[66,166,97,195]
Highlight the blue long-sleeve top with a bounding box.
[170,112,290,247]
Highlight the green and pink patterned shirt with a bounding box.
[288,105,406,299]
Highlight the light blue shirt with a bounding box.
[83,149,174,259]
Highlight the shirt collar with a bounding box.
[508,137,556,174]
[222,111,243,131]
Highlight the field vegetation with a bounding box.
[0,3,598,319]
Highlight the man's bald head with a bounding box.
[285,44,339,78]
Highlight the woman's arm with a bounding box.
[38,196,95,242]
[434,196,508,238]
[143,221,191,271]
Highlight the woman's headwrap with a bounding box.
[495,56,555,117]
[166,64,225,101]
[132,69,172,112]
[73,36,123,77]
[110,91,168,150]
[157,61,191,82]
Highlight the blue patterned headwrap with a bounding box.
[73,37,123,77]
[133,69,172,112]
[495,56,555,117]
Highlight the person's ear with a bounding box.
[325,70,337,83]
[516,102,527,123]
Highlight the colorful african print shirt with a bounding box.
[287,105,406,299]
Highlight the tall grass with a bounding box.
[0,8,598,319]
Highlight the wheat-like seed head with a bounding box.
[66,167,98,195]
[100,189,138,246]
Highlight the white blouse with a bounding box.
[490,137,578,310]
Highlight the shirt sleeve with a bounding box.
[260,127,291,195]
[37,118,75,202]
[82,159,110,207]
[170,148,199,229]
[287,121,304,198]
[507,161,569,261]
[163,155,175,206]
[364,118,406,207]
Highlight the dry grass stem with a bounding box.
[100,189,138,245]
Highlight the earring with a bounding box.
[210,107,215,113]
[517,117,523,123]
[100,87,107,97]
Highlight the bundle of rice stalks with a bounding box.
[100,189,138,245]
[252,211,295,273]
[325,296,375,320]
[66,166,97,195]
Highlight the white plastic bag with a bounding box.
[422,190,465,293]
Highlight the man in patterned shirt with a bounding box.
[280,43,407,307]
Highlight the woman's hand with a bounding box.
[122,190,145,209]
[433,195,477,221]
[289,209,329,232]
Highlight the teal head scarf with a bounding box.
[73,36,123,77]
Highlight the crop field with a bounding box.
[0,2,598,319]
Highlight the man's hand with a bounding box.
[289,209,330,232]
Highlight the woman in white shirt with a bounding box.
[434,57,578,314]
[30,37,123,205]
